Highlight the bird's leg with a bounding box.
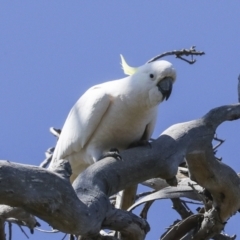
[100,148,122,161]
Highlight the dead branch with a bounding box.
[147,46,205,64]
[0,205,39,233]
[161,214,203,240]
[171,199,192,219]
[0,103,239,239]
[139,201,154,219]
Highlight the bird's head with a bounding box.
[120,55,176,106]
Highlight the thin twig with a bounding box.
[188,183,207,206]
[215,157,223,161]
[35,228,59,233]
[135,190,156,200]
[213,136,225,151]
[69,234,75,240]
[17,225,29,239]
[140,201,154,219]
[147,46,205,64]
[39,155,53,168]
[181,200,203,205]
[8,222,12,240]
[213,233,237,240]
[171,198,193,219]
[61,234,67,240]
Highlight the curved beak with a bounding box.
[157,77,173,101]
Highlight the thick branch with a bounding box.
[0,160,149,239]
[187,148,240,222]
[0,104,239,238]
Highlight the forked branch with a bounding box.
[147,46,205,64]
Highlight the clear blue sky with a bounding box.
[1,1,240,239]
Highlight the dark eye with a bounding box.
[149,74,154,79]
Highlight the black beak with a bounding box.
[157,77,173,101]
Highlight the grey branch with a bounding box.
[0,205,39,233]
[0,103,240,239]
[147,46,205,64]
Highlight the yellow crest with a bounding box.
[120,55,138,76]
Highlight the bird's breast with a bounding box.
[85,102,156,159]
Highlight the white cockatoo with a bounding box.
[50,55,176,182]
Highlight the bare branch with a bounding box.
[139,201,154,219]
[160,214,203,240]
[171,199,192,219]
[147,46,205,64]
[17,225,29,239]
[213,135,225,151]
[135,190,156,201]
[0,102,240,238]
[8,222,12,240]
[0,219,5,240]
[0,205,39,233]
[213,233,237,240]
[0,160,149,239]
[187,149,240,222]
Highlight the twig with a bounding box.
[140,201,154,219]
[17,225,29,239]
[61,234,67,240]
[35,227,59,233]
[171,198,192,219]
[8,222,12,240]
[213,233,237,240]
[180,200,203,205]
[213,135,225,151]
[147,46,205,64]
[188,182,207,206]
[135,190,156,201]
[160,214,203,240]
[0,220,5,240]
[39,155,53,168]
[215,157,223,161]
[69,234,75,240]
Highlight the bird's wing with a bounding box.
[54,86,111,159]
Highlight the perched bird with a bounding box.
[50,55,176,182]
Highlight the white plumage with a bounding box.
[50,56,176,182]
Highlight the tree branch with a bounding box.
[0,103,239,238]
[147,46,205,64]
[0,205,39,233]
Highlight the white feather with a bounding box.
[50,58,176,182]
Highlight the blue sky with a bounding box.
[0,1,240,239]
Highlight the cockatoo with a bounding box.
[50,55,176,182]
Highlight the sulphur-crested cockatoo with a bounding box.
[50,55,176,182]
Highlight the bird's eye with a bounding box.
[149,74,154,79]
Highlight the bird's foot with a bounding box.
[100,148,122,161]
[128,140,152,149]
